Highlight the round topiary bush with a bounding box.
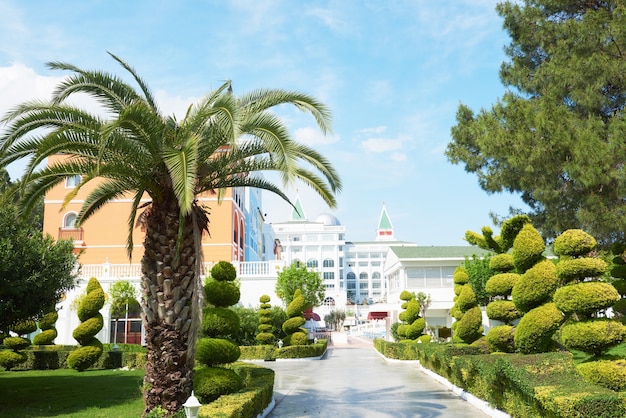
[204,280,240,307]
[210,261,238,282]
[202,308,241,337]
[196,338,241,366]
[418,334,432,344]
[512,224,546,272]
[553,229,596,257]
[455,306,483,344]
[3,336,31,351]
[400,289,415,300]
[453,266,469,285]
[612,279,626,295]
[512,260,558,313]
[0,350,27,370]
[486,325,515,353]
[67,340,103,371]
[514,303,563,354]
[11,319,37,336]
[489,254,515,272]
[555,258,607,283]
[577,359,626,391]
[193,367,244,403]
[485,273,520,297]
[560,320,626,356]
[283,330,308,346]
[554,282,620,316]
[485,300,521,323]
[282,316,306,334]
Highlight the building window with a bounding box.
[347,272,356,281]
[65,175,81,188]
[323,272,334,280]
[307,259,319,268]
[323,259,334,268]
[359,282,368,289]
[63,212,78,228]
[359,272,368,281]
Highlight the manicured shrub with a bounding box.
[285,293,308,318]
[486,325,515,353]
[453,266,469,285]
[577,359,626,391]
[68,277,104,371]
[0,350,27,370]
[204,280,240,307]
[404,318,426,340]
[72,314,104,344]
[196,338,241,366]
[553,229,596,257]
[210,260,238,282]
[256,295,275,345]
[554,282,620,316]
[283,331,308,346]
[514,303,563,354]
[202,308,241,337]
[485,300,521,323]
[3,336,30,351]
[193,367,244,403]
[11,319,37,336]
[77,287,105,322]
[418,334,432,344]
[489,253,514,272]
[560,320,626,356]
[485,273,520,297]
[399,289,415,300]
[282,317,306,334]
[456,286,477,312]
[555,258,607,283]
[512,260,558,313]
[455,306,483,344]
[195,261,242,398]
[612,278,626,295]
[512,224,545,272]
[34,311,59,345]
[396,291,426,341]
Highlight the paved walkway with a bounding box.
[262,336,492,418]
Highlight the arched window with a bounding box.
[359,272,368,281]
[323,258,334,268]
[63,212,78,228]
[372,272,381,280]
[347,272,356,281]
[307,259,318,268]
[239,219,244,249]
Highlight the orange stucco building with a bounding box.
[43,154,247,266]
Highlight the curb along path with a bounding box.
[262,336,495,418]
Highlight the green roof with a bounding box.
[388,246,493,259]
[291,196,306,221]
[378,206,393,229]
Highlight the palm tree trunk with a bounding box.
[140,198,197,415]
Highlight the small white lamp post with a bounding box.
[183,391,201,418]
[277,339,283,348]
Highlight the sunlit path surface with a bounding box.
[263,337,490,418]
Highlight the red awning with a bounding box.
[367,312,388,320]
[304,311,321,321]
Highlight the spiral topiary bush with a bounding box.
[396,290,426,341]
[609,243,626,321]
[195,261,243,403]
[559,320,625,356]
[67,277,105,371]
[256,294,275,345]
[485,273,519,297]
[553,229,596,257]
[451,266,483,344]
[33,311,59,345]
[485,300,521,323]
[554,282,619,317]
[281,289,309,346]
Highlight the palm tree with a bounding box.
[0,53,341,415]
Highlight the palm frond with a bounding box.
[108,52,159,111]
[162,132,199,215]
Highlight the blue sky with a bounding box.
[0,0,527,245]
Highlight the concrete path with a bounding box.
[262,336,491,418]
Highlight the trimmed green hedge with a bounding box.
[199,362,274,418]
[374,341,626,418]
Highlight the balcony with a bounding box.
[58,227,84,242]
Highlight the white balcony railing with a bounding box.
[77,260,287,280]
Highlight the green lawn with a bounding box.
[0,369,144,417]
[570,342,626,364]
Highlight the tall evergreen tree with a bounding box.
[446,1,626,245]
[0,54,341,415]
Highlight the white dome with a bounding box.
[315,213,341,226]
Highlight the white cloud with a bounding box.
[305,7,351,34]
[294,126,339,146]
